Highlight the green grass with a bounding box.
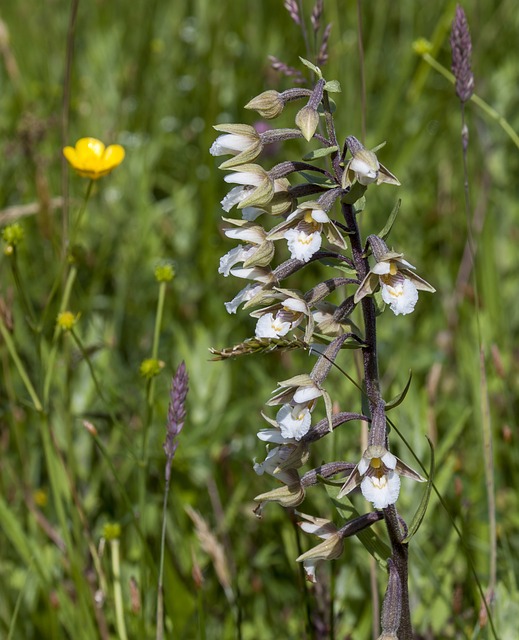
[1,1,519,638]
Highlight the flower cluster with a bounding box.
[211,59,433,592]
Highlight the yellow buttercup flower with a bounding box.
[63,137,125,179]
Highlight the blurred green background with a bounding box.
[1,0,519,638]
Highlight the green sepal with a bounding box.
[402,436,435,544]
[385,370,412,411]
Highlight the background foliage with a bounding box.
[1,0,518,638]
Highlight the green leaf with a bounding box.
[324,79,341,93]
[402,436,435,543]
[325,484,390,568]
[385,370,412,410]
[377,199,401,241]
[299,171,336,189]
[354,196,366,214]
[299,56,322,77]
[302,145,339,161]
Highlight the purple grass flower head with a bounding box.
[450,4,474,103]
[164,362,189,468]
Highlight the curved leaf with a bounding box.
[377,199,401,241]
[402,436,435,543]
[385,370,412,411]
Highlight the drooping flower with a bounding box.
[267,201,346,263]
[210,123,263,168]
[337,444,425,509]
[342,137,399,189]
[296,513,343,582]
[223,164,274,209]
[252,292,310,339]
[354,236,435,316]
[218,219,274,275]
[63,137,125,179]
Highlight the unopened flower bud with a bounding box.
[295,105,320,142]
[245,90,285,119]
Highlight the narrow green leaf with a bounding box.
[377,199,401,241]
[302,145,339,161]
[385,370,412,410]
[299,56,322,77]
[402,436,435,543]
[299,171,336,189]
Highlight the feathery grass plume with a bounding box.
[450,5,474,103]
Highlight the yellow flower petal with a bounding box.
[63,137,125,179]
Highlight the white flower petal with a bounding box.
[255,313,291,338]
[293,385,322,404]
[210,133,251,156]
[310,208,330,223]
[360,472,400,509]
[224,226,265,244]
[257,429,288,443]
[284,228,322,262]
[372,261,392,275]
[218,245,254,276]
[221,186,248,212]
[381,278,419,316]
[224,171,263,187]
[276,404,311,441]
[282,297,307,313]
[381,451,397,470]
[224,284,260,314]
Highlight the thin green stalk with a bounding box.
[0,316,42,412]
[70,179,94,245]
[9,251,37,327]
[111,539,129,640]
[156,472,171,640]
[420,52,519,149]
[141,280,168,478]
[197,589,206,640]
[138,279,168,630]
[458,97,497,612]
[43,265,77,407]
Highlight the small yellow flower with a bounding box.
[139,358,165,380]
[102,522,121,541]
[154,263,175,282]
[33,489,48,507]
[56,311,80,331]
[412,38,433,56]
[63,137,125,179]
[2,223,24,247]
